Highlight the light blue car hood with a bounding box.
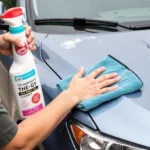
[42,30,150,148]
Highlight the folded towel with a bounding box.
[57,55,143,111]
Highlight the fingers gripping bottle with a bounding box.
[1,7,45,118]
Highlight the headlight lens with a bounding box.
[106,143,130,150]
[70,122,145,150]
[105,143,139,150]
[80,135,106,150]
[80,135,138,150]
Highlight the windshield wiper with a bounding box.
[130,24,150,30]
[34,18,130,31]
[1,18,148,32]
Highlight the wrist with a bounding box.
[62,89,81,106]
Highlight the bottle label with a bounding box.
[14,69,44,117]
[15,42,28,56]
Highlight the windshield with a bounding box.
[32,0,150,22]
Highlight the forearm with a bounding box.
[3,90,78,150]
[1,62,118,150]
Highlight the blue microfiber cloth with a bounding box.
[57,55,143,111]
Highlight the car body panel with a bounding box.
[90,96,150,148]
[69,109,97,130]
[41,30,150,147]
[0,61,10,112]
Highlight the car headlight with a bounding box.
[80,135,139,150]
[68,121,145,150]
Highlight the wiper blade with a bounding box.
[34,18,118,27]
[130,24,150,30]
[34,18,121,30]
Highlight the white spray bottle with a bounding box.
[1,7,45,118]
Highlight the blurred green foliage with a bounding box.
[0,0,16,9]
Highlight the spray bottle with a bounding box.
[1,7,45,118]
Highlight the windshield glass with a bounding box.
[32,0,150,22]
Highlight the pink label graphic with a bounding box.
[22,104,43,116]
[15,43,28,56]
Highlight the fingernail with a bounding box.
[29,45,33,49]
[114,85,119,88]
[113,73,118,76]
[101,67,105,70]
[117,76,121,79]
[26,31,29,35]
[33,45,36,50]
[19,41,25,47]
[32,45,36,51]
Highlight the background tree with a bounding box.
[0,0,16,9]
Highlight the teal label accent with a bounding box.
[9,25,25,34]
[15,69,36,82]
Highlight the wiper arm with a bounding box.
[34,18,129,30]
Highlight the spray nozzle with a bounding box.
[1,7,25,28]
[1,7,23,19]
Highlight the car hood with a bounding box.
[42,30,150,147]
